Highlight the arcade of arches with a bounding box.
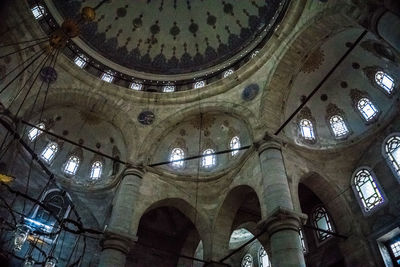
[0,0,400,266]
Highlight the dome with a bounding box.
[42,0,288,82]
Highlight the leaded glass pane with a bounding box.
[329,115,349,137]
[223,69,234,78]
[299,229,307,253]
[299,119,315,140]
[130,82,143,91]
[230,136,240,156]
[101,71,114,83]
[391,241,400,257]
[64,156,80,175]
[163,85,175,92]
[385,136,400,178]
[41,143,58,163]
[170,148,185,168]
[32,5,45,19]
[28,123,45,141]
[312,206,333,241]
[357,98,378,121]
[194,81,206,89]
[90,161,102,180]
[259,247,271,267]
[202,149,216,168]
[74,55,88,68]
[241,254,253,267]
[354,169,384,212]
[375,71,395,94]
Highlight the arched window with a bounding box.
[299,119,315,140]
[163,85,175,93]
[170,148,185,168]
[101,70,114,83]
[64,156,80,175]
[90,161,103,180]
[74,54,88,68]
[202,149,216,168]
[241,254,253,267]
[41,142,58,163]
[329,115,349,138]
[312,206,334,241]
[28,189,71,235]
[31,5,45,19]
[384,135,400,179]
[130,82,143,91]
[28,122,45,141]
[357,98,378,121]
[230,136,240,156]
[375,71,395,95]
[194,80,206,89]
[352,168,385,213]
[223,69,234,78]
[259,247,271,267]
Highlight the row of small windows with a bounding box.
[299,71,396,141]
[72,54,236,92]
[241,247,271,267]
[169,136,241,169]
[27,124,103,179]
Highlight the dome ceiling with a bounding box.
[52,0,286,76]
[283,28,400,149]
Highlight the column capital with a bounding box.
[123,165,145,178]
[256,135,282,154]
[100,230,137,255]
[257,207,307,238]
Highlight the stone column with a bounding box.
[98,233,135,267]
[98,166,143,267]
[257,139,307,267]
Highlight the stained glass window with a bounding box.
[375,71,395,95]
[101,70,114,83]
[241,254,253,267]
[130,82,143,91]
[223,69,234,78]
[390,240,400,259]
[41,142,58,163]
[329,115,349,138]
[384,135,400,179]
[259,247,271,267]
[299,119,315,140]
[74,54,88,68]
[202,149,216,168]
[90,161,102,180]
[312,206,334,241]
[353,168,384,213]
[32,5,45,19]
[230,136,240,156]
[163,85,175,92]
[357,98,378,121]
[170,148,185,168]
[28,123,45,141]
[64,156,80,175]
[194,81,206,89]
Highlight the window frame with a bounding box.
[312,206,335,243]
[31,5,45,20]
[101,70,115,83]
[201,149,216,169]
[351,167,386,216]
[328,115,350,139]
[169,148,185,169]
[28,122,45,142]
[356,97,379,122]
[229,136,241,156]
[40,142,58,163]
[194,80,206,89]
[63,155,80,176]
[163,85,175,93]
[382,133,400,181]
[258,247,271,267]
[130,82,143,91]
[375,71,395,96]
[241,254,253,267]
[299,118,316,141]
[74,54,88,69]
[90,161,103,180]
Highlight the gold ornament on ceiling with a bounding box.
[301,47,325,73]
[79,110,103,125]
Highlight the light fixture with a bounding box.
[23,257,35,267]
[45,256,58,267]
[13,224,31,251]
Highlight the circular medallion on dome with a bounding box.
[52,0,287,76]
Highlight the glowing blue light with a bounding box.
[24,218,52,232]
